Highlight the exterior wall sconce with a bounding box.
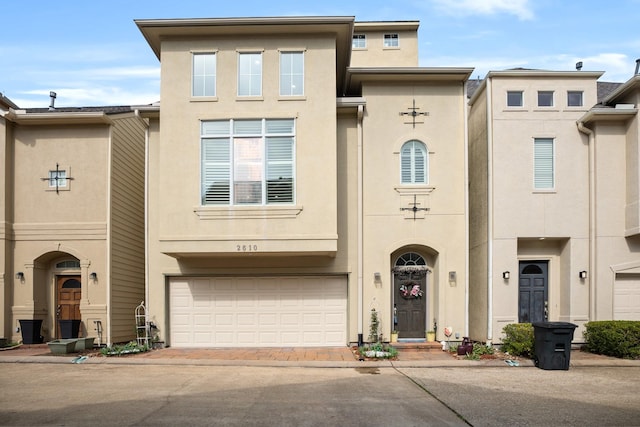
[373,272,381,282]
[15,272,24,280]
[502,271,510,280]
[449,271,457,286]
[579,271,587,279]
[89,272,98,280]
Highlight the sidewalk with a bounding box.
[1,343,638,368]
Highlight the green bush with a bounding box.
[501,323,534,358]
[465,343,495,360]
[584,321,640,359]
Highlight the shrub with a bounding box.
[501,323,534,358]
[584,321,640,359]
[465,343,495,360]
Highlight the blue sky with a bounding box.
[2,0,639,108]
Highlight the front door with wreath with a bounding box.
[393,253,428,339]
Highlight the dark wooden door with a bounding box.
[56,276,81,336]
[518,262,548,323]
[394,275,426,338]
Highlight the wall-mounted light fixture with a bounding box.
[579,271,587,279]
[449,271,457,286]
[15,272,24,280]
[89,272,97,281]
[502,271,510,280]
[373,272,381,282]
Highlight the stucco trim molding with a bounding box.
[193,205,303,219]
[610,260,640,274]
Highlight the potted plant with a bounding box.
[426,330,436,342]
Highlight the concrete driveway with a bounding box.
[1,362,639,426]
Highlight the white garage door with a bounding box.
[169,276,347,347]
[614,274,640,320]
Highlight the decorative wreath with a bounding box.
[399,282,423,299]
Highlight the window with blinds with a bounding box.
[400,140,428,184]
[201,119,295,205]
[534,138,554,189]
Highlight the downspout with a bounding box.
[486,77,494,344]
[357,104,364,347]
[463,81,470,337]
[577,120,596,320]
[135,109,151,317]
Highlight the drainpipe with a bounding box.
[463,80,470,337]
[486,77,494,345]
[357,104,364,347]
[577,120,596,320]
[135,109,151,319]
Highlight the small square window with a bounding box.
[49,170,67,188]
[538,91,554,107]
[383,34,399,47]
[507,91,523,107]
[567,91,583,107]
[352,34,366,49]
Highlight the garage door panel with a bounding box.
[170,276,347,347]
[614,275,640,320]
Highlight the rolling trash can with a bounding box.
[532,321,577,370]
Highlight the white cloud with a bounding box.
[429,0,534,20]
[13,84,160,108]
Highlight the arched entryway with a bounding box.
[392,252,431,339]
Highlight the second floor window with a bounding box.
[567,91,583,107]
[384,33,399,47]
[534,138,554,190]
[49,169,67,188]
[538,91,554,107]
[352,34,366,48]
[400,140,428,184]
[507,91,523,107]
[201,119,295,205]
[238,52,262,96]
[280,51,304,96]
[192,53,216,97]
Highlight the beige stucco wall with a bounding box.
[350,25,419,67]
[0,116,12,338]
[360,82,468,341]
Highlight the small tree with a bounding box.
[369,308,381,343]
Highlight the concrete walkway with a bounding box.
[1,343,638,368]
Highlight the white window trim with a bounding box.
[191,50,218,99]
[352,34,367,49]
[533,137,555,191]
[200,118,296,206]
[400,140,429,185]
[44,165,71,192]
[237,51,263,98]
[383,33,400,48]
[566,90,584,108]
[537,90,555,108]
[506,90,525,108]
[279,50,305,97]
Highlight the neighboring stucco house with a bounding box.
[468,69,640,344]
[0,100,147,345]
[136,16,471,347]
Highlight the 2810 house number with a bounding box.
[237,244,258,252]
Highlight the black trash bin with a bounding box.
[58,320,81,339]
[19,319,44,344]
[532,321,577,370]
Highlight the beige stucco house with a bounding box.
[137,16,471,347]
[468,69,640,344]
[0,100,147,345]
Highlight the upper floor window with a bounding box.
[400,140,428,184]
[238,52,262,97]
[534,138,554,190]
[201,119,295,205]
[352,34,366,49]
[383,33,399,48]
[280,51,304,96]
[507,91,523,107]
[567,91,583,107]
[537,91,554,107]
[49,169,67,188]
[192,53,216,97]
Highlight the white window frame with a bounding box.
[279,51,304,96]
[238,52,262,97]
[201,119,296,206]
[383,33,399,48]
[192,52,216,97]
[567,90,583,107]
[507,91,524,107]
[534,138,555,190]
[537,91,554,107]
[48,169,67,188]
[352,34,366,49]
[400,140,428,184]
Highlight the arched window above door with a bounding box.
[400,140,428,184]
[395,252,426,267]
